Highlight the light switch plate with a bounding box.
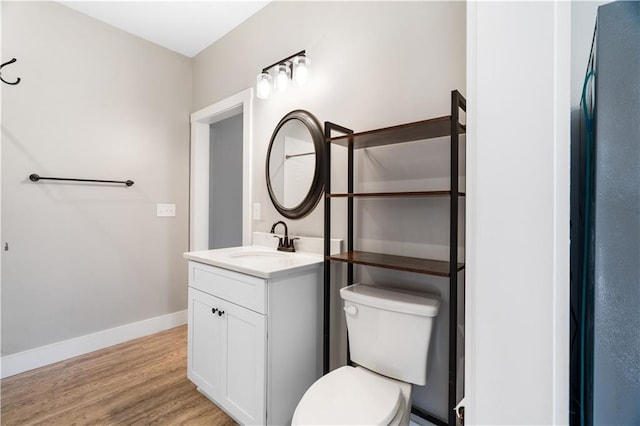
[157,203,176,217]
[253,203,261,221]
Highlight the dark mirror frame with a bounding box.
[266,110,324,219]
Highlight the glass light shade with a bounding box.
[275,64,291,93]
[294,55,310,85]
[256,72,272,100]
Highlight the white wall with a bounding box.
[1,2,191,357]
[466,1,570,424]
[193,1,465,418]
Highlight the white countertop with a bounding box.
[183,245,323,279]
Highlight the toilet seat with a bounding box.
[292,366,403,425]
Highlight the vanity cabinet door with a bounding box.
[188,288,223,399]
[218,298,267,425]
[188,286,267,425]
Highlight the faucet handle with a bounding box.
[286,237,299,251]
[273,235,298,252]
[273,234,284,249]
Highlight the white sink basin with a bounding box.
[184,246,323,278]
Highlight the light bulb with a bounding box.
[294,55,310,85]
[256,72,272,100]
[275,64,290,93]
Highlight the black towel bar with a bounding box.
[29,174,134,187]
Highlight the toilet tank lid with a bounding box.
[340,284,440,317]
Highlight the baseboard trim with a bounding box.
[1,310,187,378]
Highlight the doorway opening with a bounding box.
[209,113,242,248]
[189,88,253,251]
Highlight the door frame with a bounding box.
[190,88,253,251]
[465,2,570,423]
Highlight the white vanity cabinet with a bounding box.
[186,258,322,425]
[189,286,266,424]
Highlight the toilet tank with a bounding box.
[340,284,440,386]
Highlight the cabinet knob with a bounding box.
[217,310,225,317]
[211,308,218,315]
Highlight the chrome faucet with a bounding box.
[270,221,298,252]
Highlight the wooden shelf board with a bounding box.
[326,116,466,149]
[326,191,465,198]
[327,250,464,277]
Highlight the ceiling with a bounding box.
[59,1,271,58]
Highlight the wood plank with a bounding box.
[326,116,466,149]
[327,250,464,277]
[0,325,237,426]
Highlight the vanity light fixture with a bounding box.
[256,50,310,100]
[293,54,310,85]
[275,63,291,93]
[256,72,272,100]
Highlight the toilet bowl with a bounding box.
[292,284,440,426]
[292,365,412,426]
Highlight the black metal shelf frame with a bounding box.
[323,90,466,426]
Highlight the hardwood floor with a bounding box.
[1,325,236,425]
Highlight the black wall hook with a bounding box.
[1,58,21,85]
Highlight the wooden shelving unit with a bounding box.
[326,116,466,149]
[323,90,466,426]
[327,251,464,277]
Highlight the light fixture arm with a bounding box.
[261,50,306,73]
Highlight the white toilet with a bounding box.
[292,283,440,426]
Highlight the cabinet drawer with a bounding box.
[188,261,267,314]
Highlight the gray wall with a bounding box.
[592,2,640,423]
[193,1,465,246]
[1,1,191,354]
[192,1,465,418]
[209,114,243,249]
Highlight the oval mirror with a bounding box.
[266,110,324,219]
